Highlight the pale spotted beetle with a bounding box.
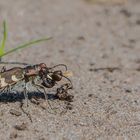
[0,63,73,105]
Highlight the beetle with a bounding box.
[0,63,73,106]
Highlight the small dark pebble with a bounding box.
[89,68,94,72]
[108,95,112,98]
[14,123,27,131]
[129,39,136,43]
[89,63,95,66]
[135,58,140,64]
[45,55,50,58]
[134,100,138,105]
[88,94,93,97]
[77,36,85,41]
[10,109,22,116]
[96,21,101,27]
[136,67,140,71]
[120,9,131,17]
[136,19,140,25]
[110,79,115,83]
[59,50,65,53]
[125,89,132,93]
[39,138,45,140]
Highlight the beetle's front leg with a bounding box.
[23,82,29,107]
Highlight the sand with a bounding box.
[0,0,140,139]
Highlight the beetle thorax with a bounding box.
[24,63,47,76]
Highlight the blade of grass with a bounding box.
[0,37,52,57]
[0,21,7,56]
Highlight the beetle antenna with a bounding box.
[49,64,67,71]
[0,61,30,65]
[61,75,73,89]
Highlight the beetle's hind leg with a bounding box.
[23,83,29,107]
[20,82,32,122]
[20,100,32,122]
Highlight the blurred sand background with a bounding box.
[0,0,140,139]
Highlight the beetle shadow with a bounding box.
[0,91,58,103]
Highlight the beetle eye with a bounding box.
[52,74,62,81]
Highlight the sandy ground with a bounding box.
[0,0,140,140]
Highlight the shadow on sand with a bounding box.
[0,91,58,103]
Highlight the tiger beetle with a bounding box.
[0,62,73,108]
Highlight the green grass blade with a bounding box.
[0,37,52,57]
[0,21,7,56]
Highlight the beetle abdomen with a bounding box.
[0,67,24,88]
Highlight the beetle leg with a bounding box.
[31,81,54,112]
[23,83,29,107]
[0,86,7,93]
[20,100,32,122]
